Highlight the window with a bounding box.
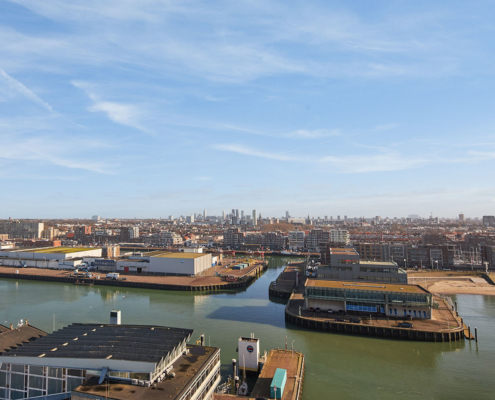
[29,389,44,398]
[29,375,45,390]
[10,373,24,390]
[11,365,24,373]
[29,366,44,376]
[67,377,83,392]
[394,309,397,315]
[48,368,63,378]
[47,379,63,395]
[0,371,6,386]
[10,390,25,399]
[423,311,427,318]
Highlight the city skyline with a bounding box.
[1,1,495,218]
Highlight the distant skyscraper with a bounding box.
[222,210,225,219]
[241,210,244,220]
[169,215,173,221]
[337,215,340,220]
[459,213,465,222]
[204,209,207,219]
[252,210,257,226]
[235,209,239,218]
[286,211,289,219]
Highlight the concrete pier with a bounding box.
[0,262,268,292]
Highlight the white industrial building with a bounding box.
[0,247,102,269]
[115,252,213,276]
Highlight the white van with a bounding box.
[106,273,120,280]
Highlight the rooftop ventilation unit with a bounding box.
[110,310,121,325]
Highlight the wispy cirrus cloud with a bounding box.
[72,81,148,133]
[286,129,342,139]
[213,143,425,173]
[0,68,54,113]
[0,135,114,174]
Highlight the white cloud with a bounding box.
[0,68,54,113]
[213,143,425,173]
[0,136,113,174]
[286,129,342,139]
[72,81,148,132]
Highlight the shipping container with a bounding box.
[270,368,287,399]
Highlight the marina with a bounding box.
[0,258,267,292]
[0,256,494,399]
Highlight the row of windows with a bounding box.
[389,309,428,318]
[0,365,85,399]
[182,353,221,400]
[359,267,397,273]
[337,259,358,265]
[306,288,430,304]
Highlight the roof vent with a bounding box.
[110,310,121,325]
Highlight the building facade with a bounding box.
[304,279,432,319]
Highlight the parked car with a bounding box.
[398,322,413,328]
[309,307,314,312]
[350,317,362,324]
[315,307,321,313]
[327,309,333,314]
[335,317,345,322]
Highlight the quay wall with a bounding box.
[0,263,267,292]
[284,305,465,342]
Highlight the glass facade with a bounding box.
[0,364,84,400]
[306,284,432,318]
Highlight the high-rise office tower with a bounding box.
[252,210,257,226]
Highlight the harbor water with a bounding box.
[0,256,494,399]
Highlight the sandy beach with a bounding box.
[408,273,495,296]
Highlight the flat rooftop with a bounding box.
[153,252,206,259]
[73,345,219,400]
[1,323,193,364]
[306,279,428,293]
[14,247,96,254]
[329,248,358,255]
[359,261,397,266]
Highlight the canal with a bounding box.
[0,256,494,399]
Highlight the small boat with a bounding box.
[74,280,94,286]
[238,381,248,396]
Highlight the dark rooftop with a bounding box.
[0,323,47,354]
[1,323,193,364]
[73,345,220,400]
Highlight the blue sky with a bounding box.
[1,0,495,219]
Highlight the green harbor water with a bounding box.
[0,256,494,399]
